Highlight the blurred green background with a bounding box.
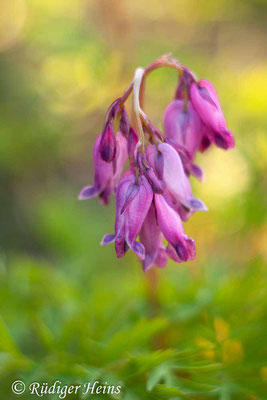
[0,0,266,399]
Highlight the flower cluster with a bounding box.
[79,56,234,272]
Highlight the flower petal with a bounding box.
[158,142,193,208]
[78,185,101,200]
[190,80,234,150]
[163,99,203,157]
[140,203,166,271]
[154,194,195,262]
[99,123,117,162]
[130,241,146,260]
[101,234,116,245]
[126,175,153,245]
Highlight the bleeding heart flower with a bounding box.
[147,142,207,214]
[79,56,234,271]
[101,169,153,260]
[139,203,167,272]
[79,132,127,204]
[190,79,234,150]
[154,194,195,262]
[163,99,203,158]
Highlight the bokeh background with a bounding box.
[0,0,266,399]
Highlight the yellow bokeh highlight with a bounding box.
[214,318,229,343]
[40,50,125,116]
[254,131,267,171]
[126,0,231,24]
[27,0,81,19]
[196,147,250,207]
[237,67,267,116]
[223,339,244,364]
[260,366,267,382]
[195,337,215,360]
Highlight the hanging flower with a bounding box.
[79,55,235,271]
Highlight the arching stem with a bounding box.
[132,67,146,153]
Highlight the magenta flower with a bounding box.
[190,79,234,150]
[119,106,130,137]
[158,142,207,211]
[165,68,235,159]
[154,194,195,262]
[146,143,207,219]
[137,151,165,194]
[102,169,153,260]
[139,203,167,272]
[79,132,127,204]
[79,55,234,271]
[163,99,203,158]
[99,123,117,162]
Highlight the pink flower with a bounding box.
[154,194,195,262]
[163,99,203,158]
[101,170,153,260]
[127,127,139,164]
[137,152,165,194]
[139,203,167,272]
[147,143,207,215]
[79,57,235,271]
[79,132,127,204]
[99,123,117,162]
[190,79,234,150]
[119,106,130,137]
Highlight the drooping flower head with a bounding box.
[79,55,235,271]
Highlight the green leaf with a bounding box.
[105,318,168,361]
[0,316,21,357]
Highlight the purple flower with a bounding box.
[154,194,195,262]
[163,99,203,158]
[99,123,117,162]
[101,169,153,260]
[127,127,139,162]
[119,106,130,137]
[79,56,235,271]
[163,137,203,180]
[190,79,234,150]
[79,132,127,204]
[139,203,167,272]
[146,143,207,216]
[137,151,165,194]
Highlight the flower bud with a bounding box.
[119,107,130,137]
[137,151,165,194]
[99,123,117,162]
[144,167,166,194]
[79,132,127,205]
[154,151,164,179]
[128,127,138,159]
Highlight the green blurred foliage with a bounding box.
[0,0,266,398]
